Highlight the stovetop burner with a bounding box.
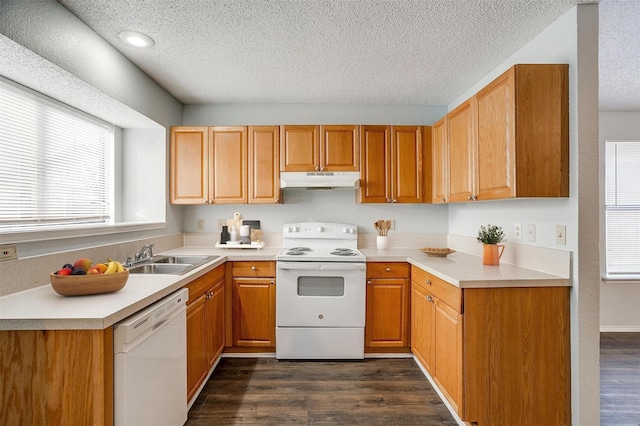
[289,247,312,252]
[330,251,357,256]
[286,251,308,255]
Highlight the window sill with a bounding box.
[602,276,640,284]
[0,222,167,244]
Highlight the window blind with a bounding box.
[0,77,114,232]
[605,140,640,276]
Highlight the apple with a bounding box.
[56,267,73,275]
[73,258,93,272]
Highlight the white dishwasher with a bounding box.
[114,288,188,426]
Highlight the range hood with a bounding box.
[280,171,360,189]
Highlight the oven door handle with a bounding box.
[277,262,366,270]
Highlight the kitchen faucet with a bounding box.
[133,243,155,264]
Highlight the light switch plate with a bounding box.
[556,225,566,245]
[527,224,536,242]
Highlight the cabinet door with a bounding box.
[248,126,280,204]
[186,294,207,402]
[170,127,208,204]
[433,298,463,414]
[391,126,423,203]
[280,125,319,171]
[359,125,391,203]
[431,118,448,204]
[475,68,516,200]
[365,278,410,348]
[206,280,225,369]
[232,278,276,347]
[210,126,248,203]
[411,281,434,372]
[320,125,359,171]
[447,99,476,203]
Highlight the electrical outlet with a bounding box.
[514,224,522,240]
[527,224,536,242]
[0,244,17,261]
[196,218,205,231]
[389,219,396,230]
[556,225,566,245]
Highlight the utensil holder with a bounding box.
[376,236,388,250]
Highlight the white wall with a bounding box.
[446,6,600,425]
[600,111,640,331]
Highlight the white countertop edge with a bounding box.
[1,247,570,331]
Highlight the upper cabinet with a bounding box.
[248,126,280,204]
[170,127,209,204]
[431,118,448,204]
[359,125,428,203]
[209,126,248,204]
[170,125,280,205]
[281,125,358,172]
[439,64,569,203]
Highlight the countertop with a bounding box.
[0,246,569,331]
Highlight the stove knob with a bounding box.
[349,228,356,234]
[343,227,348,233]
[287,226,293,233]
[318,227,324,233]
[294,226,299,232]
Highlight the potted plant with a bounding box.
[477,224,505,265]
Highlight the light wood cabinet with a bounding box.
[248,126,280,203]
[410,265,570,425]
[365,262,410,350]
[170,126,280,204]
[447,99,476,203]
[441,64,569,203]
[281,125,358,172]
[209,126,248,203]
[359,125,428,203]
[0,328,114,425]
[228,261,276,348]
[184,264,225,403]
[431,118,448,204]
[170,126,209,204]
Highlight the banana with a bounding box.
[106,258,125,273]
[104,261,117,274]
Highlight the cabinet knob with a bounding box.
[320,166,324,171]
[386,267,391,272]
[441,198,446,203]
[251,265,257,271]
[270,281,274,285]
[367,280,372,285]
[392,199,397,203]
[467,194,477,201]
[204,200,209,204]
[315,166,319,171]
[426,280,432,286]
[427,295,434,303]
[386,198,392,203]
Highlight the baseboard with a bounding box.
[600,326,640,332]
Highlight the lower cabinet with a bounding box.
[410,265,571,425]
[184,264,225,403]
[229,261,276,349]
[365,262,410,350]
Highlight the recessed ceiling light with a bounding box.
[118,30,155,48]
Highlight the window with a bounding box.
[605,140,640,277]
[0,76,114,233]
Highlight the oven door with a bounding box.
[276,261,366,327]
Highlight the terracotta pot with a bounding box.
[482,244,505,265]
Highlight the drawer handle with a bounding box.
[386,267,391,272]
[251,266,257,271]
[426,280,432,285]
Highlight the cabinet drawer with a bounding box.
[367,262,410,278]
[184,264,225,305]
[411,266,462,313]
[232,261,275,277]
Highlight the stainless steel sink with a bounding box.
[128,263,194,275]
[151,255,215,266]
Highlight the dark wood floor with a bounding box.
[601,332,640,425]
[186,357,456,425]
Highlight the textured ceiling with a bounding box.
[57,0,637,111]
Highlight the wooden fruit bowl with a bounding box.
[49,270,129,296]
[420,247,456,257]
